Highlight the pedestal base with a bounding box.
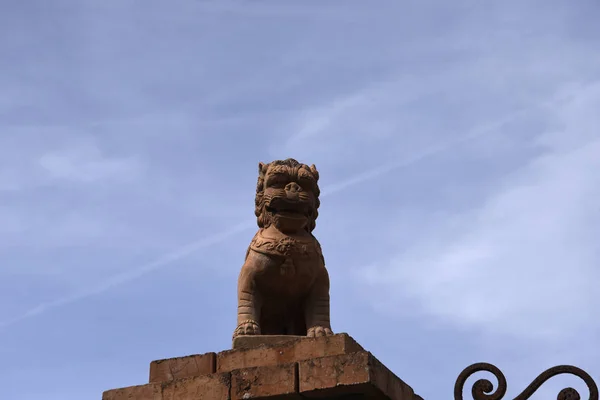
[232,334,305,350]
[102,333,422,400]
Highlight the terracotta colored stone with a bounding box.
[149,352,216,383]
[298,351,415,400]
[218,333,363,373]
[232,335,304,350]
[101,334,422,400]
[234,159,333,340]
[102,383,161,400]
[103,373,230,400]
[162,373,231,400]
[231,363,298,400]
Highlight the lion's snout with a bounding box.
[285,182,302,193]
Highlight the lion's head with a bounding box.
[254,158,320,234]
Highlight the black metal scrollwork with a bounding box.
[455,362,598,400]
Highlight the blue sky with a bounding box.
[1,0,599,399]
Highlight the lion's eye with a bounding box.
[298,179,314,190]
[268,178,287,188]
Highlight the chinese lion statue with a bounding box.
[233,158,333,338]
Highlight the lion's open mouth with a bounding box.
[266,202,311,218]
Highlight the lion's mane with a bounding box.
[254,158,320,233]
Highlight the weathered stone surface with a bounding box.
[298,351,415,400]
[218,333,363,373]
[102,373,230,400]
[232,335,304,350]
[149,352,216,383]
[162,374,231,400]
[231,363,298,400]
[102,340,421,400]
[234,159,333,340]
[103,383,162,400]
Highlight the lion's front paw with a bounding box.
[307,326,333,337]
[233,320,261,338]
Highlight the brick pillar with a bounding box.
[102,333,422,400]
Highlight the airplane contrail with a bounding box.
[0,108,537,330]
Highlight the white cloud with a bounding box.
[38,145,140,184]
[0,133,148,251]
[0,133,143,191]
[0,113,509,328]
[358,82,600,342]
[269,75,445,159]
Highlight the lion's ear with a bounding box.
[310,164,319,180]
[258,161,267,176]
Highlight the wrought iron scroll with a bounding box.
[454,362,598,400]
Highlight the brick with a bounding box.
[103,372,230,400]
[298,351,415,400]
[232,335,304,350]
[218,333,362,373]
[162,373,231,400]
[231,363,298,400]
[149,352,216,383]
[102,383,162,400]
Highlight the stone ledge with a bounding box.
[231,333,361,352]
[232,334,304,350]
[102,333,421,400]
[104,352,416,400]
[103,372,231,400]
[144,334,362,384]
[218,333,363,373]
[149,352,216,383]
[299,351,415,400]
[102,382,161,400]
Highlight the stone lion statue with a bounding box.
[233,158,333,338]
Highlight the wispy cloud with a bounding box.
[1,72,582,330]
[38,146,141,184]
[3,1,600,399]
[0,220,253,329]
[0,106,530,330]
[0,134,143,191]
[358,82,600,342]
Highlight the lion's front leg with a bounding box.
[233,257,262,338]
[305,267,333,337]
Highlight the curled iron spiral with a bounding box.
[454,362,598,400]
